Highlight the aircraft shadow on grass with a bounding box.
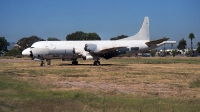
[58,63,114,66]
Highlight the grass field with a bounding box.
[0,57,200,112]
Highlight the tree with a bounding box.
[85,33,101,40]
[17,36,44,49]
[47,37,60,41]
[0,37,10,52]
[197,42,200,53]
[5,48,22,57]
[66,31,101,40]
[177,38,187,52]
[66,31,86,40]
[110,35,128,40]
[188,33,195,50]
[177,38,187,55]
[150,49,156,57]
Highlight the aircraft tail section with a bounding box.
[120,17,149,41]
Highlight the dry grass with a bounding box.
[0,57,200,111]
[1,57,200,98]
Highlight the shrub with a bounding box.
[5,49,22,57]
[172,50,177,57]
[150,49,156,57]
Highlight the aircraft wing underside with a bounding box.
[145,38,169,45]
[91,46,128,55]
[88,46,129,60]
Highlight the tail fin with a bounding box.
[120,17,150,41]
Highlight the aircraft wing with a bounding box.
[91,46,127,55]
[145,38,169,45]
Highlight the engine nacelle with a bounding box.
[84,44,97,52]
[83,55,93,60]
[82,51,93,60]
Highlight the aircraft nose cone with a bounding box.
[22,48,31,56]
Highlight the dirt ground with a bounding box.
[0,58,32,63]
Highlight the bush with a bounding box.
[150,49,156,57]
[5,49,22,57]
[16,54,22,58]
[172,50,177,57]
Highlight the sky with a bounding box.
[0,0,200,49]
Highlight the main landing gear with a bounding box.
[71,59,100,66]
[40,59,51,66]
[72,60,78,65]
[93,60,100,66]
[40,59,100,66]
[46,59,51,65]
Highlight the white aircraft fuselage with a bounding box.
[22,17,176,66]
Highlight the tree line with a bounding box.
[1,32,128,54]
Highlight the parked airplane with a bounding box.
[22,17,176,66]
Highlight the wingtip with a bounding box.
[163,37,170,41]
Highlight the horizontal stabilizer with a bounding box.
[162,41,176,44]
[156,40,176,47]
[145,38,169,45]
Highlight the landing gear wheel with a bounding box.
[72,60,78,65]
[93,61,100,66]
[46,59,51,65]
[41,61,45,66]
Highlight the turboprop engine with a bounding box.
[84,44,98,53]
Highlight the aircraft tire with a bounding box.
[72,60,78,65]
[94,61,100,66]
[74,61,78,65]
[72,61,75,65]
[47,59,51,65]
[41,61,45,66]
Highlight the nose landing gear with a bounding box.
[40,59,51,66]
[72,60,78,65]
[41,61,45,66]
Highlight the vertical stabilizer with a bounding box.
[120,17,150,41]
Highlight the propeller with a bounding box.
[30,50,35,60]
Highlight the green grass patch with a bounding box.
[112,57,200,64]
[0,73,200,112]
[28,69,90,75]
[1,68,90,77]
[190,78,200,88]
[0,62,11,66]
[1,58,200,111]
